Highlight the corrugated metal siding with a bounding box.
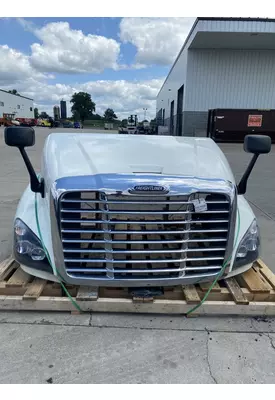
[156,50,188,121]
[185,49,275,111]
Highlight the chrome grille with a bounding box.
[59,191,230,282]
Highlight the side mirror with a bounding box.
[238,134,271,195]
[244,135,271,154]
[4,127,44,197]
[4,126,35,147]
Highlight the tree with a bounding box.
[8,89,19,95]
[72,110,80,122]
[121,119,128,127]
[34,108,39,119]
[39,111,50,119]
[70,92,96,124]
[90,113,102,120]
[103,108,117,121]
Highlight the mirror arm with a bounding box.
[19,147,45,197]
[237,153,259,195]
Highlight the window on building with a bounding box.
[17,105,20,109]
[0,102,4,107]
[30,107,33,111]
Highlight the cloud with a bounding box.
[25,21,121,74]
[16,18,195,73]
[1,77,164,120]
[0,18,172,120]
[0,45,48,85]
[120,17,195,66]
[79,78,163,118]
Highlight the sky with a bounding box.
[0,17,196,120]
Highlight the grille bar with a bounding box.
[63,247,226,254]
[61,199,229,205]
[62,238,227,244]
[64,257,225,263]
[61,209,229,215]
[61,219,229,225]
[66,266,222,273]
[61,228,228,234]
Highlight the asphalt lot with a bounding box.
[0,126,275,383]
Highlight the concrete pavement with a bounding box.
[0,311,275,383]
[0,127,275,383]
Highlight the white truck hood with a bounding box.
[42,133,235,184]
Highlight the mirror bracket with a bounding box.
[19,147,45,198]
[237,153,259,195]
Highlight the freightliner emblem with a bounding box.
[129,185,169,194]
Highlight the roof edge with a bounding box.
[0,89,33,101]
[198,17,275,23]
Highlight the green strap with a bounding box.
[186,208,241,315]
[34,192,83,313]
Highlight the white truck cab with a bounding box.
[4,127,271,287]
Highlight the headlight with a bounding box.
[14,218,52,273]
[233,219,260,269]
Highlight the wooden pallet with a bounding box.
[0,258,275,316]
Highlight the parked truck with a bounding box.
[15,117,37,127]
[4,127,271,287]
[0,113,20,126]
[126,115,138,134]
[104,123,114,130]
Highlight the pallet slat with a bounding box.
[132,296,154,303]
[76,286,99,301]
[0,258,16,281]
[6,268,31,287]
[257,262,275,290]
[0,259,274,316]
[225,278,249,305]
[0,296,275,316]
[23,278,47,300]
[199,282,221,293]
[238,267,271,293]
[182,285,201,304]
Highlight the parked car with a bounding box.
[37,119,51,127]
[74,122,81,129]
[137,126,146,135]
[62,121,73,128]
[4,127,272,288]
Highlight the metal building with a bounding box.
[60,100,67,120]
[0,89,34,119]
[156,17,275,137]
